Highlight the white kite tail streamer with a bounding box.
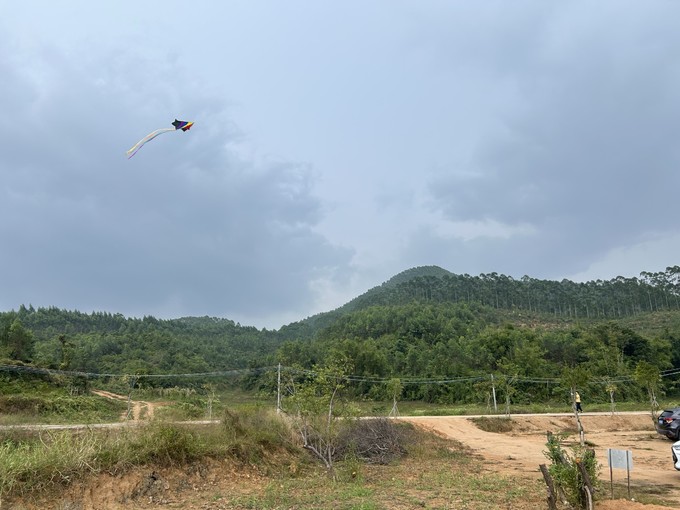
[126,127,176,159]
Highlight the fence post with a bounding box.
[539,464,558,510]
[576,458,594,510]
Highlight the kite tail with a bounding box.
[126,127,176,158]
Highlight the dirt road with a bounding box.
[401,412,679,508]
[90,389,161,421]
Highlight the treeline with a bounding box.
[325,265,680,319]
[275,302,680,404]
[0,305,281,375]
[2,266,680,405]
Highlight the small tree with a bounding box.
[473,375,498,414]
[496,360,519,416]
[544,432,599,509]
[634,361,661,423]
[203,383,219,420]
[497,374,517,416]
[386,378,402,417]
[606,383,617,415]
[282,358,353,478]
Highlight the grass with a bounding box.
[0,407,299,498]
[0,392,124,425]
[0,410,551,510]
[5,413,678,509]
[224,432,546,510]
[1,370,665,427]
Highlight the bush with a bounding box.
[221,407,296,464]
[335,418,409,465]
[129,423,204,466]
[544,432,600,509]
[470,416,514,433]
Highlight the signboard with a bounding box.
[607,448,633,499]
[607,449,633,470]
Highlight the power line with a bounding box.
[0,363,276,379]
[3,362,679,386]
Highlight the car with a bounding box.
[672,441,680,470]
[657,408,680,440]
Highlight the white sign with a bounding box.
[607,449,633,470]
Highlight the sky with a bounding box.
[2,1,679,329]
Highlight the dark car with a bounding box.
[657,408,680,440]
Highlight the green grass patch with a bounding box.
[0,393,124,425]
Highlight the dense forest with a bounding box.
[2,266,680,404]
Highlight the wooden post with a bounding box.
[576,459,594,510]
[539,464,558,510]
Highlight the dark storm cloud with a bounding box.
[0,41,352,323]
[419,2,680,277]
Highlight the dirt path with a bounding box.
[402,412,679,509]
[91,389,160,421]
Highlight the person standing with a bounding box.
[575,391,583,413]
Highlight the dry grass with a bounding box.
[1,418,550,510]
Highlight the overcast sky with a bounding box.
[2,1,679,329]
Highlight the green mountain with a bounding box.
[281,265,680,339]
[3,265,680,410]
[2,266,680,395]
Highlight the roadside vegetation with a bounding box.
[0,408,550,509]
[0,408,298,499]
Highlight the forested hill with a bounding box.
[2,265,680,380]
[0,307,282,375]
[278,265,680,340]
[277,266,457,339]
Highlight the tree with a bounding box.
[600,377,617,416]
[386,378,403,417]
[282,358,354,478]
[2,319,35,362]
[203,383,219,420]
[634,361,661,423]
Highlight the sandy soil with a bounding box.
[402,412,678,509]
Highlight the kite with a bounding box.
[126,119,194,158]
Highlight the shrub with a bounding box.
[129,422,204,466]
[470,416,514,433]
[221,407,296,464]
[335,418,409,465]
[544,432,600,509]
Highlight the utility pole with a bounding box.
[277,363,281,413]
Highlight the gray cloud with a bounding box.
[2,2,679,327]
[0,40,352,324]
[421,2,680,277]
